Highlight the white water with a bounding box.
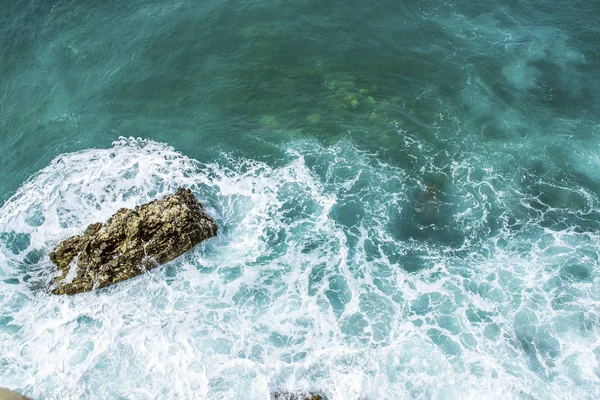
[0,138,599,399]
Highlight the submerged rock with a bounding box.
[342,94,359,109]
[307,113,322,124]
[259,114,280,126]
[50,188,217,295]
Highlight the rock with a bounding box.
[259,115,280,126]
[307,113,322,124]
[272,392,326,400]
[0,388,31,400]
[50,188,217,295]
[342,94,359,109]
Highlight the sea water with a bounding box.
[0,1,599,399]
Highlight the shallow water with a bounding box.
[1,1,599,399]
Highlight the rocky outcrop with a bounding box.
[50,188,217,295]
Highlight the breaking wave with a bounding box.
[0,137,599,399]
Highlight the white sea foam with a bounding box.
[0,137,598,399]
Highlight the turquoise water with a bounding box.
[1,0,599,398]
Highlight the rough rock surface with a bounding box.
[50,188,217,295]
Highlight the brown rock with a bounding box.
[50,188,217,295]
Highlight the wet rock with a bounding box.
[50,188,217,295]
[272,391,326,400]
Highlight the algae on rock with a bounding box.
[49,188,217,295]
